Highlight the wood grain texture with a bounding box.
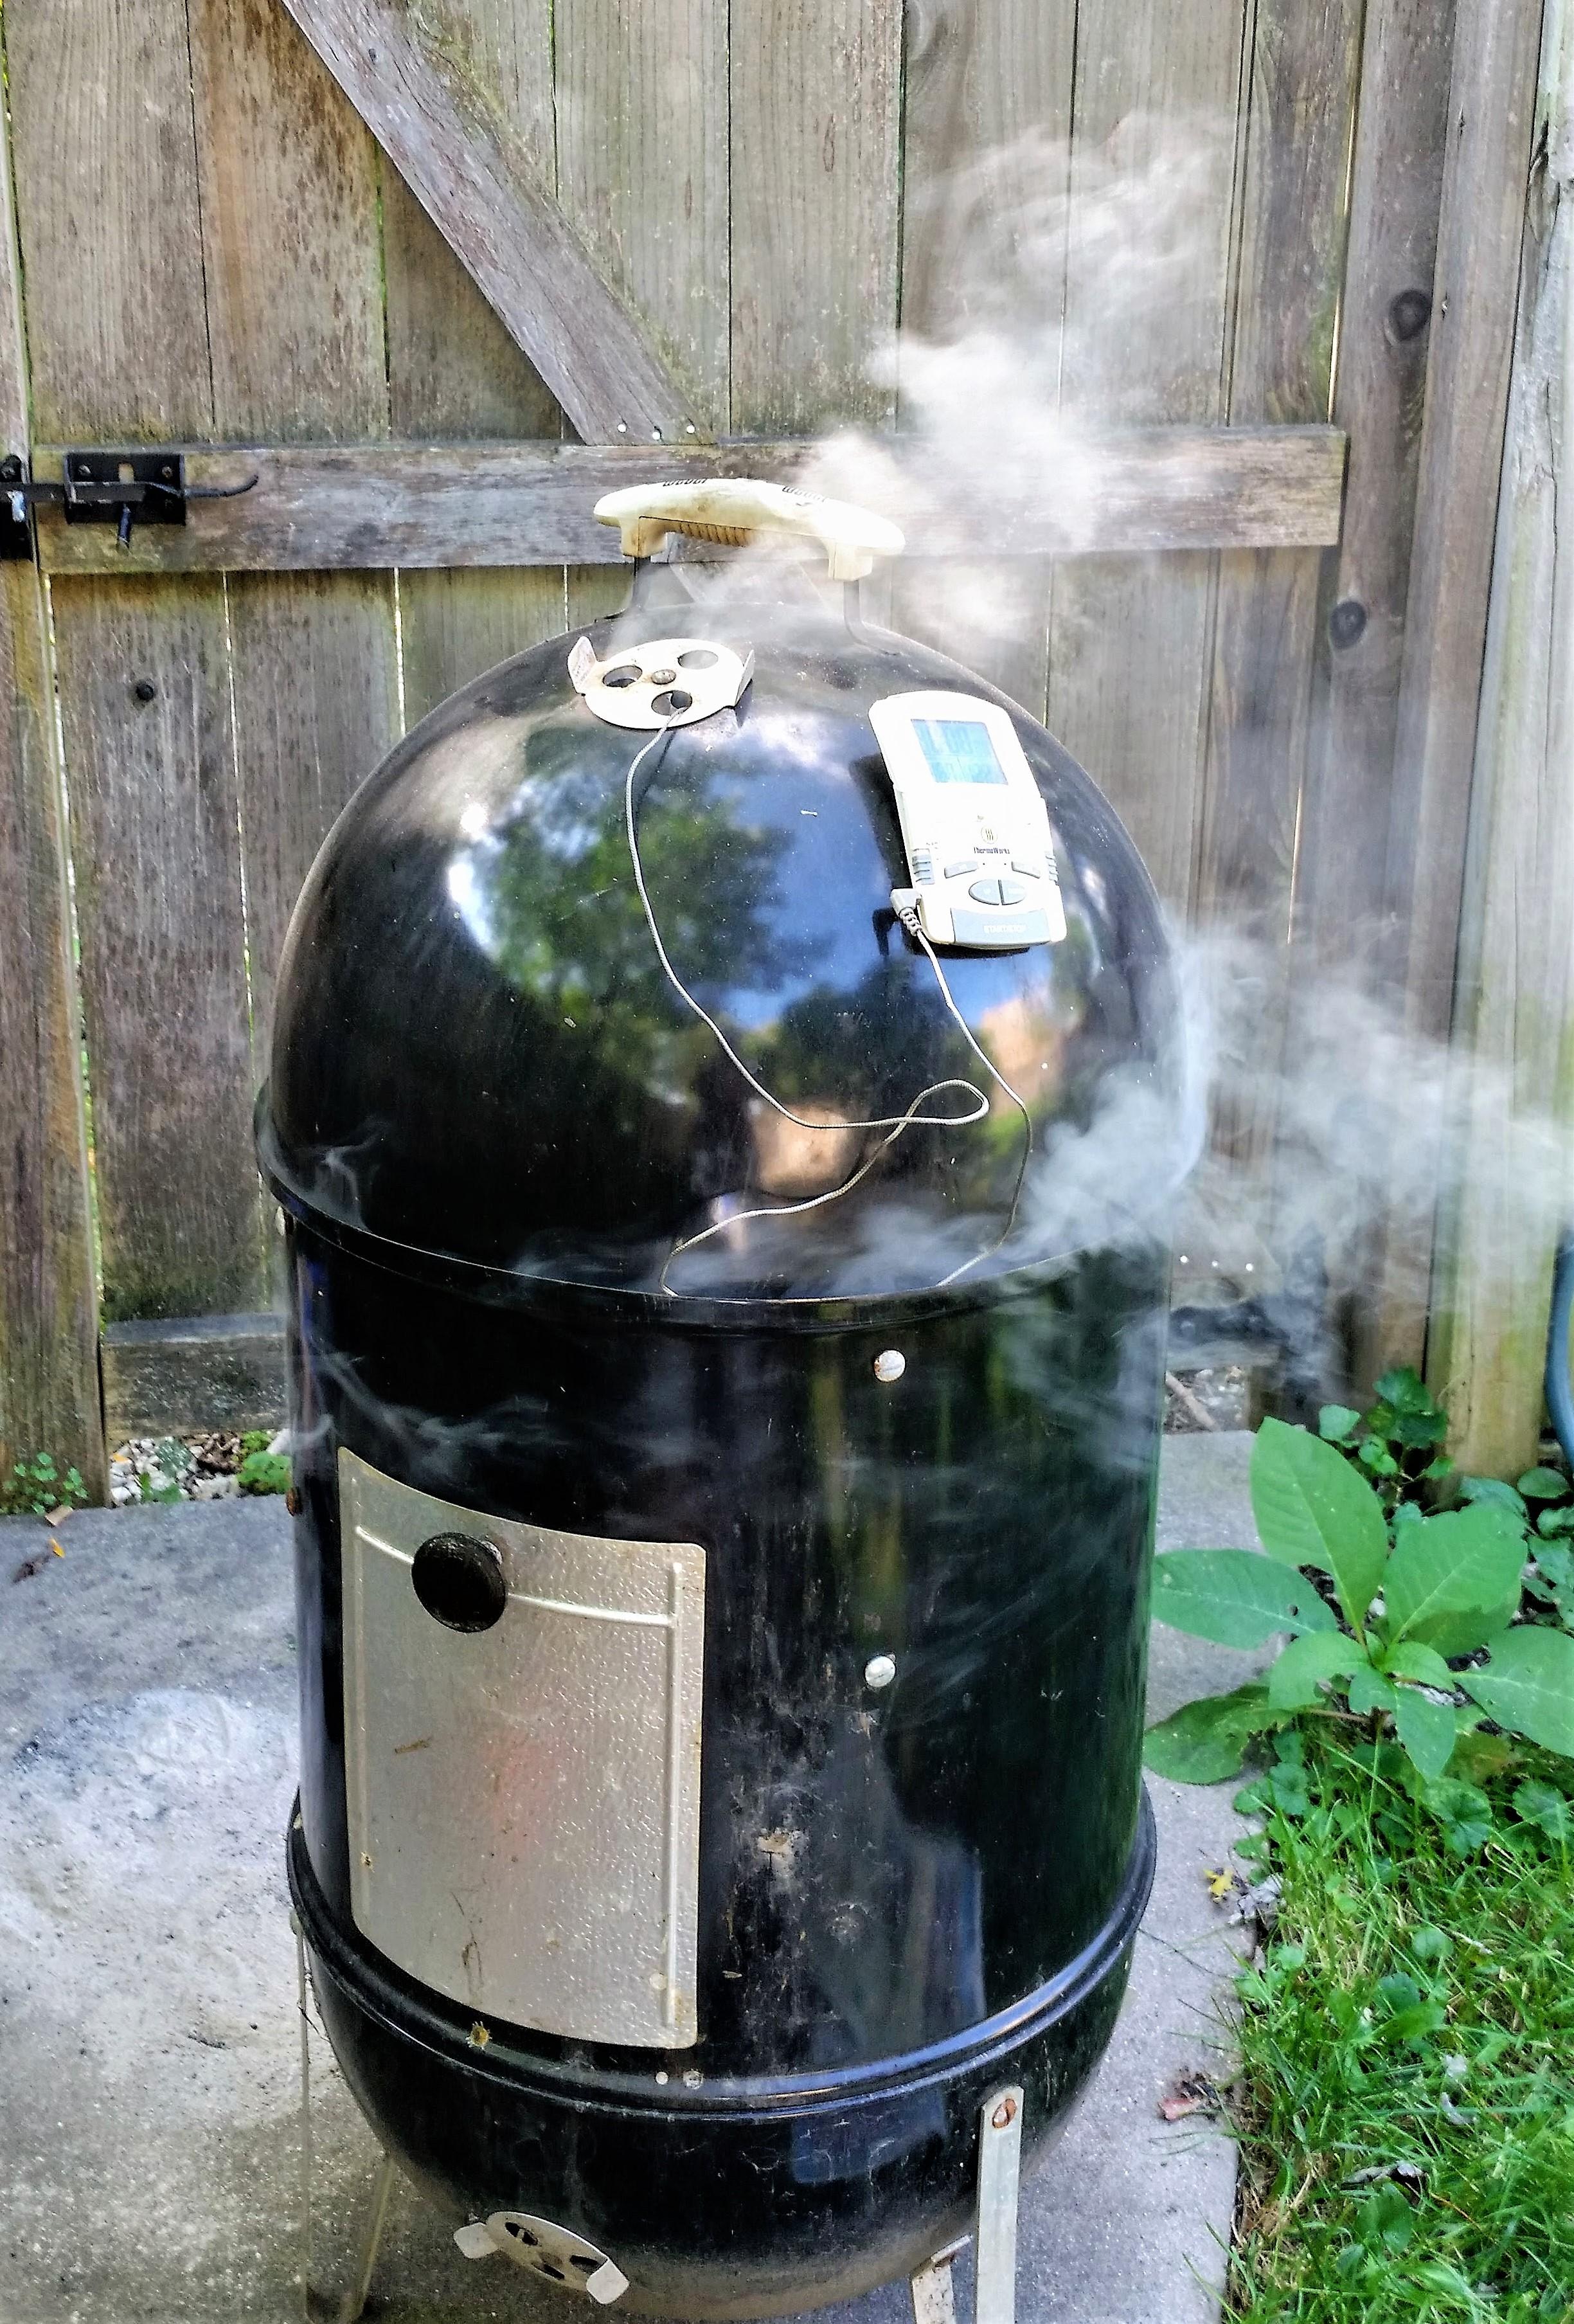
[31,428,1347,573]
[376,0,557,437]
[378,0,558,433]
[0,34,101,1488]
[729,0,903,433]
[384,172,561,440]
[899,0,1077,344]
[1046,0,1252,909]
[8,0,267,1340]
[1198,0,1363,1220]
[1379,0,1544,1387]
[1388,0,1546,1049]
[187,0,400,1080]
[0,561,102,1489]
[1428,10,1574,1475]
[398,569,570,726]
[51,577,264,1322]
[229,573,401,1053]
[279,0,707,443]
[557,0,730,435]
[4,0,213,441]
[382,0,564,773]
[1294,0,1455,984]
[190,0,388,443]
[1290,0,1457,1391]
[892,0,1077,714]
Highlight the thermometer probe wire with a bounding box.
[622,716,1031,1289]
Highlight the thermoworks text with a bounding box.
[871,690,1067,950]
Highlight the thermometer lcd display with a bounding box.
[913,718,1009,786]
[870,687,1068,950]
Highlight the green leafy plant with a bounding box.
[237,1448,291,1496]
[238,1429,274,1457]
[0,1450,88,1517]
[1316,1366,1453,1509]
[1145,1414,1574,1788]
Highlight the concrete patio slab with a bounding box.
[0,1432,1264,2324]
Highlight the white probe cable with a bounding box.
[891,897,1035,1288]
[623,717,1031,1284]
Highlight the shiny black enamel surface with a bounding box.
[264,566,1182,2314]
[265,582,1182,1302]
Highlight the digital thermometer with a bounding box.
[868,690,1066,950]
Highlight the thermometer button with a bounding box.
[997,877,1029,905]
[944,858,978,878]
[967,877,1005,905]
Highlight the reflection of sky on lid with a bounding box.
[441,708,1057,1055]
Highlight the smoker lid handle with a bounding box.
[593,478,904,582]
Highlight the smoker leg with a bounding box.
[910,2251,958,2324]
[974,2086,1024,2324]
[294,1916,312,2322]
[295,1904,400,2323]
[337,2150,398,2324]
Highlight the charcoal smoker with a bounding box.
[264,482,1183,2322]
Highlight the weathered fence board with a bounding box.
[892,0,1075,712]
[730,0,903,435]
[1429,0,1574,1477]
[188,0,404,1088]
[1046,0,1251,914]
[279,0,708,444]
[1287,0,1458,1395]
[1197,0,1364,1199]
[7,0,265,1343]
[229,574,403,1047]
[0,566,103,1486]
[51,576,264,1322]
[0,41,100,1490]
[380,0,564,734]
[6,0,212,444]
[29,429,1348,574]
[557,0,730,433]
[1382,0,1547,1391]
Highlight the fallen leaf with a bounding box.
[43,1505,73,1527]
[1206,1866,1237,1902]
[48,1538,64,1557]
[1158,2071,1221,2122]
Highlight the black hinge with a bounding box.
[0,451,257,559]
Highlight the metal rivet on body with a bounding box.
[864,1654,897,1689]
[872,1349,906,1383]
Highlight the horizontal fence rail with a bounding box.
[30,427,1347,574]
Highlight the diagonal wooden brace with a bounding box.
[276,0,709,446]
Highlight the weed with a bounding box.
[0,1451,88,1518]
[1226,1728,1574,2321]
[1145,1382,1574,1796]
[237,1448,291,1496]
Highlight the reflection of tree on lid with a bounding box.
[451,723,787,1106]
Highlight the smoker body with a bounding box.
[264,564,1182,2318]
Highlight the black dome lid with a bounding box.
[262,590,1186,1310]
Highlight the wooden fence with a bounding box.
[0,0,1552,1495]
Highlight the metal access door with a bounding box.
[339,1450,705,2048]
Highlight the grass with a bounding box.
[1226,1727,1574,2323]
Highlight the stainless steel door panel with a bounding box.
[339,1450,705,2048]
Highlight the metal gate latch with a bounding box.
[0,451,258,557]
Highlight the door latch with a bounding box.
[0,451,258,558]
